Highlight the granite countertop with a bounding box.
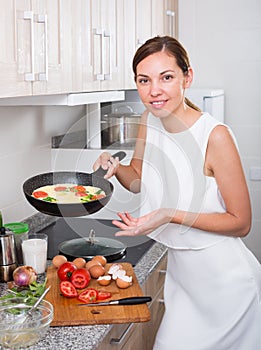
[0,215,167,350]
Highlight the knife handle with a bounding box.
[118,296,152,305]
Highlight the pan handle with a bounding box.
[93,151,126,177]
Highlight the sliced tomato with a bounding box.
[33,191,48,198]
[60,281,78,298]
[97,290,112,301]
[75,191,88,197]
[71,268,91,289]
[70,185,86,193]
[91,194,106,201]
[77,288,98,304]
[54,186,68,192]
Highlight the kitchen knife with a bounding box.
[78,296,152,306]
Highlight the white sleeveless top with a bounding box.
[141,112,231,250]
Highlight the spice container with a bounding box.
[0,227,17,282]
[4,223,29,265]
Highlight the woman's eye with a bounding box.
[138,78,149,84]
[163,74,173,81]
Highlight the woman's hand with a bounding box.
[113,209,173,237]
[93,152,120,179]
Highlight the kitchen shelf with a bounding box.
[0,91,125,106]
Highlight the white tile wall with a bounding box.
[0,105,85,223]
[179,0,261,261]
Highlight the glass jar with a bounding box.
[4,223,29,265]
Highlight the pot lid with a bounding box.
[58,229,126,262]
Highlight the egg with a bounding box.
[116,275,132,289]
[52,255,67,268]
[73,257,86,269]
[97,275,112,286]
[92,255,107,267]
[89,264,105,279]
[85,259,102,270]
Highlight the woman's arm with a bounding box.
[173,125,251,237]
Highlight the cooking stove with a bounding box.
[37,217,154,266]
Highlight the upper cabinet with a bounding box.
[124,0,179,90]
[0,0,72,98]
[71,0,124,93]
[0,0,178,99]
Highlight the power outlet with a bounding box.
[249,167,261,181]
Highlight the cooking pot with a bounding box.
[101,106,141,146]
[23,151,126,217]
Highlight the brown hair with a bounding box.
[132,36,201,112]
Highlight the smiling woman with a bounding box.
[93,35,261,350]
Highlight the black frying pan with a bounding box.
[23,151,126,217]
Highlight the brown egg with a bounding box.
[97,275,112,286]
[92,255,107,267]
[89,264,105,279]
[116,275,132,289]
[85,259,102,270]
[73,257,86,269]
[52,255,67,268]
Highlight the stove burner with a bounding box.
[38,217,154,266]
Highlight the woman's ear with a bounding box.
[184,67,193,88]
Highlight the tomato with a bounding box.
[60,281,78,298]
[77,288,98,303]
[75,192,88,197]
[70,268,91,289]
[71,186,86,193]
[33,191,48,198]
[57,262,77,281]
[54,186,67,192]
[97,290,112,301]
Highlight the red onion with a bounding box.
[13,265,37,286]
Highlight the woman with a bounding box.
[93,36,261,349]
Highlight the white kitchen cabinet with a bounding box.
[164,0,178,38]
[123,0,178,89]
[71,0,124,93]
[95,254,167,350]
[0,0,72,98]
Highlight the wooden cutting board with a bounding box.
[45,263,150,326]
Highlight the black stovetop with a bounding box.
[38,217,154,266]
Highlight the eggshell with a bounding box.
[97,275,112,286]
[116,275,132,289]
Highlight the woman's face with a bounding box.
[135,51,193,118]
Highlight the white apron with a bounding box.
[140,113,261,350]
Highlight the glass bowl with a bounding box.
[0,297,53,349]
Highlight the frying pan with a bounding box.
[23,151,126,217]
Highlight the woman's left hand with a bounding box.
[113,209,173,236]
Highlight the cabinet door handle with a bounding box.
[37,14,48,81]
[23,11,35,81]
[94,28,104,81]
[166,10,175,37]
[159,269,167,275]
[104,30,112,80]
[110,323,132,345]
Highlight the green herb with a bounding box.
[43,197,57,202]
[0,278,47,301]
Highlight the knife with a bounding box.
[78,296,152,306]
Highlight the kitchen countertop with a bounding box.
[0,227,167,349]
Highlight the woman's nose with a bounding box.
[150,81,162,96]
